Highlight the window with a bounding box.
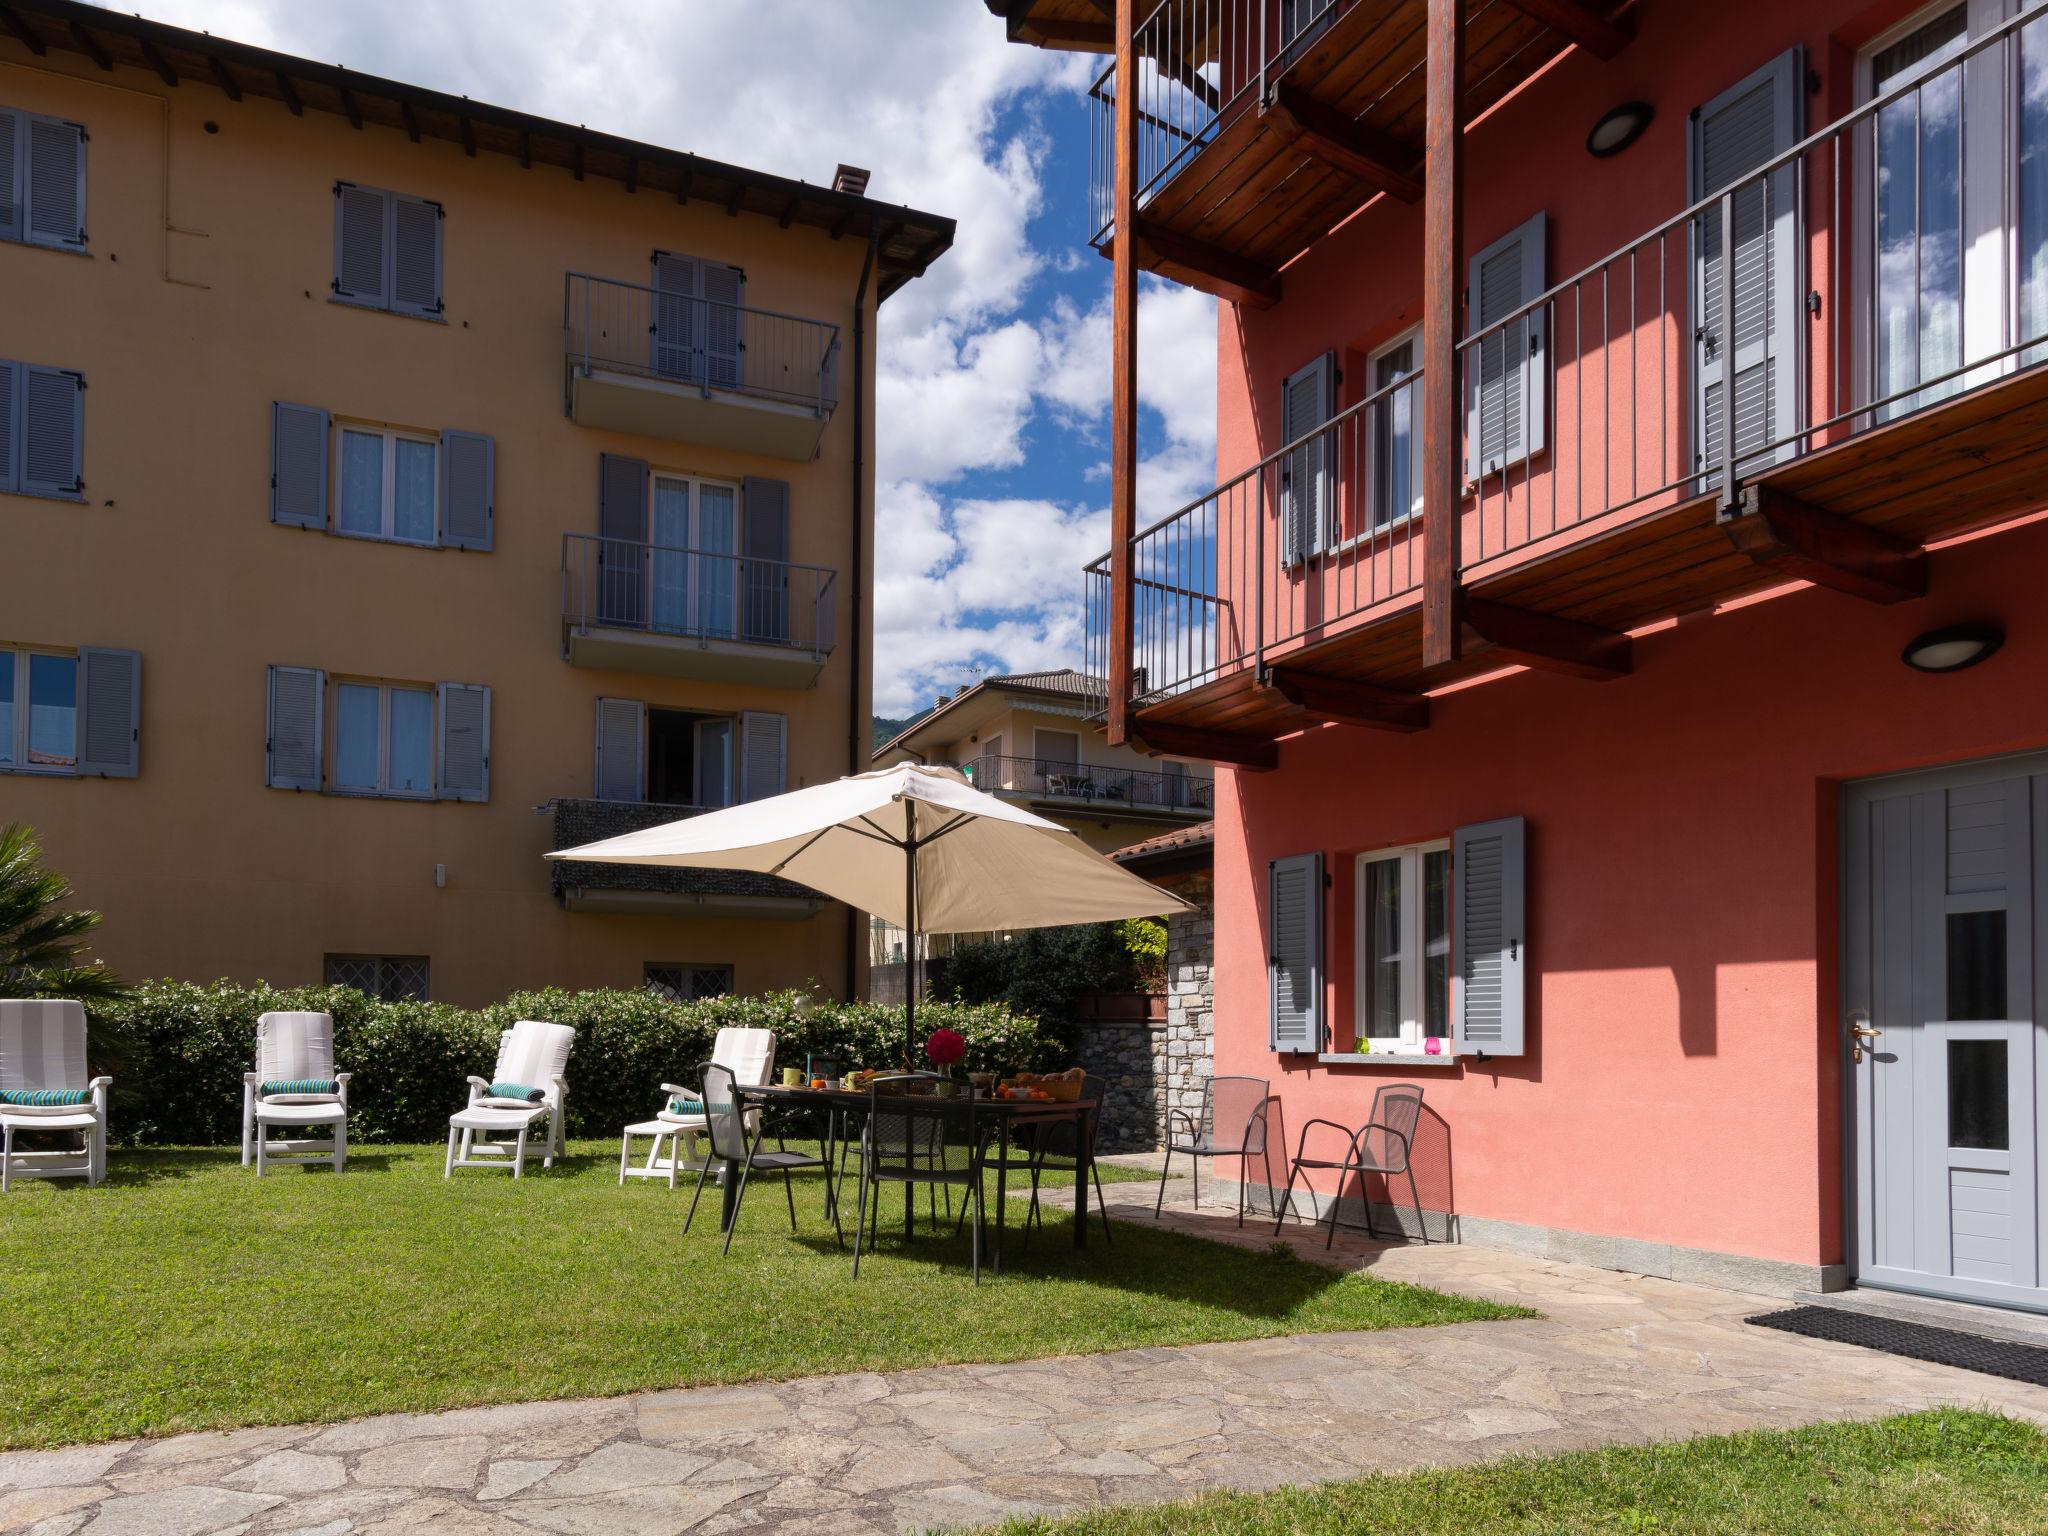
[332,181,442,318]
[1034,729,1082,775]
[325,955,430,1002]
[645,964,733,1002]
[1465,212,1548,480]
[651,251,745,387]
[334,682,434,797]
[596,700,738,807]
[269,404,493,550]
[265,666,489,800]
[1366,331,1423,529]
[0,645,139,777]
[1355,842,1452,1051]
[0,358,84,500]
[338,426,438,544]
[0,106,86,250]
[648,475,740,638]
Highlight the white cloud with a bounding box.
[126,0,1209,720]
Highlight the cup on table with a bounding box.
[782,1067,802,1087]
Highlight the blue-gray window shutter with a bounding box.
[1466,212,1548,481]
[740,710,786,802]
[1452,816,1526,1057]
[742,476,790,643]
[598,453,648,626]
[266,665,324,790]
[1268,852,1324,1052]
[0,109,19,244]
[270,402,328,528]
[651,251,699,379]
[21,365,82,498]
[594,696,644,802]
[0,361,15,493]
[76,646,140,778]
[391,193,443,318]
[24,114,85,250]
[700,261,745,388]
[436,682,489,801]
[1280,353,1333,566]
[441,429,493,549]
[333,182,388,304]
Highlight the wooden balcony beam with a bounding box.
[1131,722,1279,771]
[1101,217,1282,309]
[274,69,302,116]
[1497,0,1634,60]
[0,8,48,57]
[139,38,178,86]
[69,20,111,71]
[1268,669,1429,733]
[1263,85,1422,203]
[1463,597,1631,680]
[206,54,241,101]
[1721,485,1928,604]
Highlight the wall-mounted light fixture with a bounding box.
[1587,100,1654,158]
[1902,622,2004,674]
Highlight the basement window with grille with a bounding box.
[645,964,734,1002]
[325,955,430,1002]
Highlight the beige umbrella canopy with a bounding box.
[548,763,1190,1061]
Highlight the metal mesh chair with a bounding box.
[1011,1072,1113,1247]
[1274,1083,1428,1248]
[1156,1075,1274,1226]
[853,1075,985,1282]
[684,1063,836,1255]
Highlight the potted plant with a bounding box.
[925,1027,966,1096]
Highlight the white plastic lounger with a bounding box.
[242,1010,350,1174]
[446,1019,574,1178]
[0,999,110,1192]
[619,1026,776,1187]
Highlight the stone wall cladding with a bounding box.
[1073,876,1214,1153]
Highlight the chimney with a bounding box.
[934,692,950,709]
[833,164,871,197]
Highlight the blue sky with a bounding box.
[114,0,1219,717]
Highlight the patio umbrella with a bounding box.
[547,763,1190,1067]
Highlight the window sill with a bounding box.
[326,295,447,324]
[1,486,85,504]
[0,763,77,777]
[1317,1051,1461,1068]
[2,236,89,258]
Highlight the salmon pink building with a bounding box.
[996,0,2048,1310]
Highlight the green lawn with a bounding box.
[983,1411,2048,1535]
[0,1140,1521,1450]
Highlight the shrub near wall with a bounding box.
[90,981,1054,1147]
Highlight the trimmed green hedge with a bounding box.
[87,981,1055,1147]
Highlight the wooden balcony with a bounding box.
[1069,0,1634,305]
[1082,6,2048,764]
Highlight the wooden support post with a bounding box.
[1420,0,1465,669]
[1721,485,1928,604]
[1107,0,1139,747]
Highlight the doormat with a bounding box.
[1746,1306,2048,1387]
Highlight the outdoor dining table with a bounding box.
[731,1082,1103,1273]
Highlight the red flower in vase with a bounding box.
[924,1028,967,1068]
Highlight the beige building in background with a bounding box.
[869,670,1212,964]
[0,0,952,1005]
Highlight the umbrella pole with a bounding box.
[903,800,918,1070]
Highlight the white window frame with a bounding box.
[646,471,743,638]
[1354,839,1452,1053]
[1364,327,1424,535]
[335,424,441,546]
[0,645,79,773]
[329,679,436,800]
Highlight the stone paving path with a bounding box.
[7,1178,2047,1535]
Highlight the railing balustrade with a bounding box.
[962,752,1214,811]
[562,272,840,415]
[1090,7,2048,705]
[561,533,837,658]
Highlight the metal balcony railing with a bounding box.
[563,272,840,414]
[1087,0,1353,244]
[1090,6,2048,702]
[562,534,837,658]
[963,752,1214,812]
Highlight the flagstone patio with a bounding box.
[6,1176,2044,1536]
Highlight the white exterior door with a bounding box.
[1845,757,2046,1311]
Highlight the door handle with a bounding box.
[1848,1014,1881,1063]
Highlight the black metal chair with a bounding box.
[1156,1075,1275,1226]
[1274,1083,1428,1248]
[1015,1073,1114,1247]
[684,1063,838,1255]
[852,1075,986,1282]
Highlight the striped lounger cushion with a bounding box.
[261,1079,338,1097]
[0,1088,93,1106]
[486,1083,546,1104]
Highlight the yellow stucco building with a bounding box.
[0,1,952,1005]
